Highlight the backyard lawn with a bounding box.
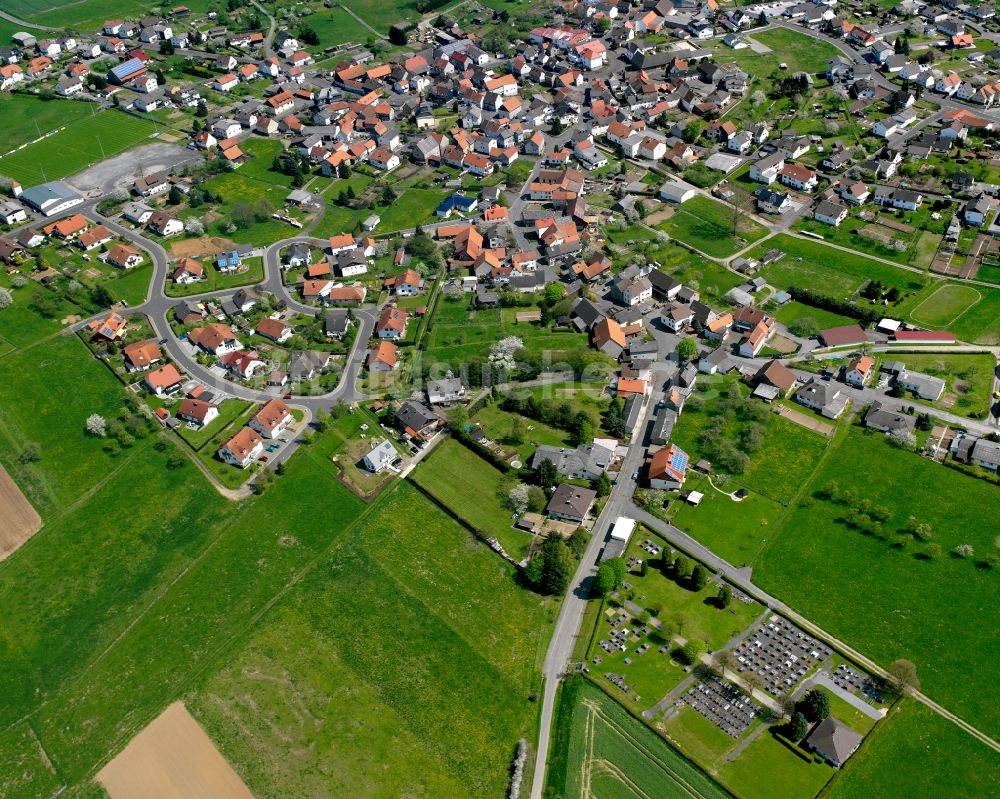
[472,403,572,462]
[718,730,834,799]
[164,256,265,297]
[410,437,532,559]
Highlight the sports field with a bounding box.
[0,111,159,185]
[0,95,97,154]
[8,0,212,30]
[909,283,982,327]
[547,677,732,799]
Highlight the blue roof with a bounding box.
[436,194,477,215]
[670,449,689,474]
[111,58,145,80]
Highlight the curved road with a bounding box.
[75,208,379,411]
[0,9,55,31]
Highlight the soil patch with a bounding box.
[170,236,239,259]
[97,702,255,799]
[0,465,42,561]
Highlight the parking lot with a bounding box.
[731,616,833,697]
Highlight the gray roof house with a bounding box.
[971,438,1000,471]
[795,379,849,418]
[19,181,83,216]
[896,369,945,401]
[361,439,398,473]
[531,442,614,481]
[426,376,467,404]
[864,402,915,435]
[805,717,863,767]
[545,483,597,522]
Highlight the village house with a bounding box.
[218,426,264,468]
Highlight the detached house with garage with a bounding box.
[648,443,689,490]
[178,398,219,429]
[218,426,264,468]
[187,323,243,356]
[249,398,292,439]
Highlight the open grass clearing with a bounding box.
[175,399,252,452]
[909,283,982,328]
[164,256,265,298]
[717,730,833,799]
[755,429,1000,736]
[824,700,1000,799]
[0,335,131,515]
[751,235,924,298]
[192,481,550,798]
[658,195,767,259]
[473,403,572,462]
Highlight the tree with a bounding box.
[951,543,974,559]
[166,452,185,469]
[231,201,255,229]
[913,522,933,541]
[0,287,11,310]
[715,649,738,679]
[85,414,107,437]
[507,484,530,515]
[797,688,830,723]
[690,563,708,591]
[787,711,809,742]
[537,535,575,595]
[167,185,183,205]
[388,23,409,46]
[19,442,40,463]
[195,100,208,118]
[509,414,527,443]
[675,337,698,362]
[887,659,920,693]
[923,542,942,560]
[338,163,351,179]
[298,25,319,45]
[313,407,330,431]
[536,457,560,488]
[594,471,612,497]
[595,559,622,596]
[679,638,706,665]
[379,185,397,206]
[717,584,733,609]
[526,485,547,513]
[573,417,594,447]
[673,555,692,582]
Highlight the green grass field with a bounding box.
[649,243,744,305]
[0,335,131,515]
[825,701,1000,799]
[659,196,768,258]
[754,430,1000,736]
[547,677,733,799]
[184,172,304,246]
[410,437,533,559]
[0,95,97,153]
[751,235,924,298]
[773,300,855,331]
[190,481,550,798]
[9,0,212,30]
[0,110,159,185]
[164,255,265,297]
[473,403,572,461]
[909,284,982,327]
[718,730,834,799]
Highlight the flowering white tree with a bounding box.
[507,484,529,516]
[952,544,974,559]
[0,287,11,310]
[185,217,204,235]
[489,336,524,371]
[85,414,108,437]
